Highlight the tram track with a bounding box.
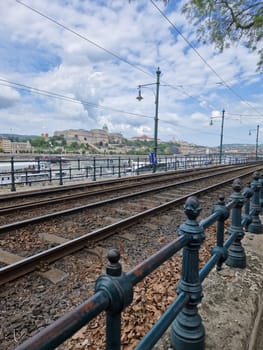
[0,165,261,286]
[0,164,258,225]
[1,164,262,350]
[0,164,254,208]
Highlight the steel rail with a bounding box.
[0,168,259,285]
[0,165,260,233]
[0,163,254,204]
[0,164,209,201]
[0,166,229,213]
[0,164,252,213]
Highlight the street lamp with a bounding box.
[136,67,161,173]
[210,109,225,164]
[249,125,259,160]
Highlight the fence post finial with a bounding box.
[171,196,205,350]
[106,248,122,276]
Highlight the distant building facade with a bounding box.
[0,138,32,153]
[178,141,207,155]
[0,138,12,153]
[54,127,124,146]
[11,141,32,153]
[130,135,158,142]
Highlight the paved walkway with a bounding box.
[200,230,263,350]
[242,231,263,350]
[152,228,263,350]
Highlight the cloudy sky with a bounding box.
[0,0,262,147]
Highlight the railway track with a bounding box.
[0,164,259,225]
[1,164,262,350]
[0,164,255,208]
[0,164,261,286]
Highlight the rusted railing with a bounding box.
[15,172,263,350]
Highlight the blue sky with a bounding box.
[0,0,262,147]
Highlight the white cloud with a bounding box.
[0,85,20,109]
[0,0,261,146]
[191,112,209,123]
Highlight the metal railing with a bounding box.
[0,154,256,191]
[12,172,263,350]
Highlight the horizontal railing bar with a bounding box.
[223,230,239,250]
[200,211,221,229]
[127,234,190,285]
[14,235,190,350]
[199,253,220,283]
[15,291,109,350]
[200,199,236,229]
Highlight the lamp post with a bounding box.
[136,67,161,173]
[210,109,225,164]
[249,125,259,160]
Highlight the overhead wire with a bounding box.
[1,78,252,144]
[150,0,263,118]
[225,112,263,117]
[15,0,154,79]
[12,0,225,119]
[1,77,225,140]
[14,0,218,116]
[11,0,262,144]
[165,83,218,112]
[0,78,154,120]
[162,121,253,144]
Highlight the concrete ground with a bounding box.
[153,227,263,350]
[200,230,263,350]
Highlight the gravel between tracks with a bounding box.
[1,181,263,349]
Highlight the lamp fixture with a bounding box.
[136,86,143,101]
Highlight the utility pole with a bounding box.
[136,67,161,172]
[219,109,225,164]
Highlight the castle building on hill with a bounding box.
[54,127,124,146]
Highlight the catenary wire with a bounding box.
[150,0,263,118]
[0,77,232,139]
[9,0,262,143]
[15,0,154,79]
[0,79,251,144]
[0,79,154,120]
[14,0,220,115]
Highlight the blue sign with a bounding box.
[149,152,157,165]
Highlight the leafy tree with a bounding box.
[49,135,67,147]
[66,142,79,151]
[30,136,48,148]
[182,0,263,71]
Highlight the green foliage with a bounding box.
[182,0,263,71]
[49,135,67,147]
[28,134,183,156]
[30,136,49,148]
[66,142,79,151]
